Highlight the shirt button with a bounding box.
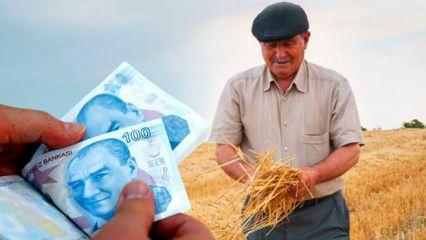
[283,121,288,127]
[284,146,288,151]
[283,97,288,101]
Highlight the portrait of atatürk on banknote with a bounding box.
[65,138,172,233]
[75,93,190,150]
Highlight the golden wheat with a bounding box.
[180,129,426,240]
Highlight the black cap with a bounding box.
[252,2,309,42]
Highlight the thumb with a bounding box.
[0,105,85,148]
[43,121,85,149]
[93,180,155,240]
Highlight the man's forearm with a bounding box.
[311,143,360,184]
[215,144,253,182]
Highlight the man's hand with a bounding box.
[215,144,254,183]
[0,104,214,239]
[0,105,86,175]
[289,143,360,199]
[289,167,320,199]
[95,180,214,240]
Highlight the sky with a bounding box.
[0,0,425,130]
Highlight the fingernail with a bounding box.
[64,122,85,134]
[123,180,150,199]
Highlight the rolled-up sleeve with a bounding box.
[209,79,243,145]
[329,79,365,149]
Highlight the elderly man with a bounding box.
[210,2,364,239]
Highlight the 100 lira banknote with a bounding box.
[22,119,190,236]
[0,175,87,240]
[31,62,210,164]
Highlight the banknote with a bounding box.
[0,175,88,240]
[31,62,210,163]
[22,119,190,236]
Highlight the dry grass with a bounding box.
[179,129,426,240]
[223,150,304,239]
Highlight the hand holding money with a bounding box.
[0,104,85,176]
[0,104,213,239]
[95,180,214,240]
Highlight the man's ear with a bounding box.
[126,103,141,116]
[303,31,311,49]
[127,157,138,179]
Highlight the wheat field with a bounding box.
[179,129,426,240]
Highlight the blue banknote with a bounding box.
[22,119,190,236]
[0,175,88,240]
[31,62,210,164]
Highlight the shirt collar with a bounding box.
[263,60,308,93]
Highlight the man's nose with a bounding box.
[275,45,288,59]
[82,180,101,198]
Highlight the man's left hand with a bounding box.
[289,167,321,199]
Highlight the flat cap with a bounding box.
[252,2,309,42]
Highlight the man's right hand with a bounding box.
[215,144,254,183]
[94,180,214,240]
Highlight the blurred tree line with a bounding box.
[360,119,425,131]
[402,119,425,129]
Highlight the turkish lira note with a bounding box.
[0,175,88,240]
[31,62,210,163]
[22,119,190,236]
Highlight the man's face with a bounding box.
[260,32,310,81]
[66,146,135,220]
[83,105,144,139]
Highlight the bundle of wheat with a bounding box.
[237,150,304,238]
[211,146,308,239]
[188,143,308,240]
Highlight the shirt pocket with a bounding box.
[301,132,331,166]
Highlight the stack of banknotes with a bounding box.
[0,62,210,239]
[0,175,88,239]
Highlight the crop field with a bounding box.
[179,129,426,240]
